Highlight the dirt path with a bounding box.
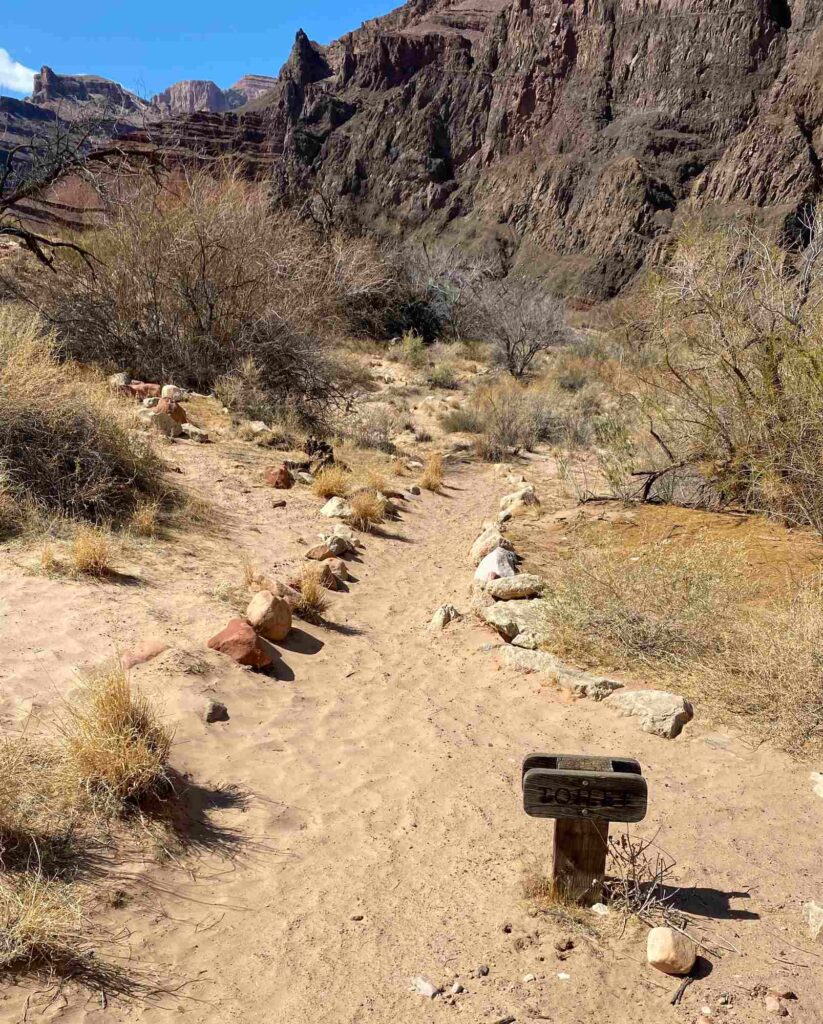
[1,447,822,1023]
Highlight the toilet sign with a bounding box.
[522,753,648,903]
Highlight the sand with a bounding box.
[1,438,822,1023]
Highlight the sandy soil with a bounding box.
[1,435,822,1024]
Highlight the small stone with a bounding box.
[207,618,273,669]
[485,573,543,601]
[408,485,421,495]
[204,700,229,723]
[246,590,292,642]
[590,903,610,916]
[470,528,513,566]
[769,986,797,1001]
[181,423,209,443]
[522,974,536,983]
[305,543,335,561]
[269,579,302,611]
[764,996,788,1016]
[474,965,489,977]
[320,496,353,518]
[265,465,294,489]
[272,499,287,509]
[557,972,571,981]
[325,534,351,557]
[121,639,169,670]
[143,396,159,408]
[646,927,697,975]
[803,900,823,940]
[430,603,461,630]
[450,982,464,994]
[411,976,440,999]
[161,384,185,401]
[810,771,823,799]
[605,690,694,738]
[296,471,315,485]
[351,914,364,921]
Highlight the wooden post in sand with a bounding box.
[522,754,648,905]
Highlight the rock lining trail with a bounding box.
[1,444,822,1022]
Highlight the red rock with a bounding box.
[129,382,162,400]
[265,464,294,489]
[305,543,334,561]
[155,398,188,424]
[121,639,169,670]
[207,618,273,669]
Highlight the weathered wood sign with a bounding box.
[522,753,648,904]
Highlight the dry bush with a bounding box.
[428,362,459,389]
[0,307,164,536]
[294,566,330,624]
[617,210,823,530]
[61,665,172,813]
[542,533,744,668]
[363,467,389,493]
[347,489,387,532]
[345,405,404,452]
[0,874,87,974]
[130,499,162,538]
[69,527,115,577]
[312,466,351,499]
[419,453,444,492]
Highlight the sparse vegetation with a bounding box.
[294,566,330,624]
[0,873,87,974]
[347,488,388,532]
[312,466,351,499]
[419,453,444,492]
[428,362,459,389]
[69,527,116,577]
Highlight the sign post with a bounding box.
[522,753,648,904]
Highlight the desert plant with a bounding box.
[130,499,162,538]
[294,566,330,624]
[419,452,444,492]
[0,874,86,973]
[397,331,427,369]
[347,488,387,532]
[428,362,459,389]
[312,466,351,500]
[61,665,172,812]
[0,307,164,535]
[346,405,401,452]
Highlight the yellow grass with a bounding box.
[348,488,387,532]
[61,665,172,811]
[130,499,162,538]
[312,466,351,499]
[69,527,115,577]
[419,452,444,492]
[294,565,330,623]
[0,873,87,973]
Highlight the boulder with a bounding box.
[330,523,359,547]
[265,464,294,489]
[155,398,188,424]
[479,599,545,641]
[604,690,694,738]
[474,546,518,583]
[204,700,229,724]
[270,579,302,611]
[485,573,543,601]
[161,384,185,401]
[246,590,292,642]
[324,534,352,557]
[498,646,623,700]
[430,603,461,630]
[207,618,273,669]
[500,485,538,510]
[315,563,340,590]
[320,497,353,518]
[305,543,335,561]
[109,371,131,390]
[328,558,352,582]
[181,423,209,443]
[646,927,697,975]
[471,529,514,565]
[142,396,159,408]
[148,411,183,438]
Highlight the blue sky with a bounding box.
[0,0,395,98]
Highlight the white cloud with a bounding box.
[0,47,36,95]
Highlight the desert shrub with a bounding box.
[428,362,459,389]
[130,499,162,538]
[0,874,87,974]
[69,527,115,577]
[348,488,388,532]
[542,533,744,668]
[19,169,359,426]
[294,566,330,623]
[440,406,484,434]
[313,466,351,499]
[621,210,823,530]
[0,307,163,535]
[61,665,172,812]
[419,453,444,492]
[388,331,427,369]
[345,405,401,452]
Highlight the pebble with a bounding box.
[272,500,287,509]
[764,995,788,1016]
[475,965,490,977]
[450,982,464,995]
[557,972,571,981]
[411,976,440,999]
[590,902,610,916]
[522,973,535,983]
[204,700,229,723]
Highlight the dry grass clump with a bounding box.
[69,527,116,577]
[419,453,444,492]
[0,307,164,537]
[130,499,162,538]
[312,466,351,499]
[61,665,172,813]
[0,873,88,974]
[294,566,330,624]
[542,532,744,668]
[348,488,388,532]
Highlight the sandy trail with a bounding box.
[1,446,822,1023]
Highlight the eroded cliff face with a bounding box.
[230,0,823,298]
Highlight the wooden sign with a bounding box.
[522,753,648,904]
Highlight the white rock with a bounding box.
[646,927,697,975]
[500,485,538,510]
[499,497,539,522]
[499,646,623,700]
[296,471,314,485]
[320,497,353,518]
[522,973,536,983]
[474,546,518,583]
[161,384,185,401]
[470,528,514,565]
[146,410,182,437]
[109,371,131,388]
[811,772,823,800]
[590,903,610,916]
[430,604,461,630]
[485,574,543,601]
[803,901,823,940]
[181,423,209,443]
[331,523,359,547]
[142,396,159,408]
[604,690,694,738]
[246,590,292,642]
[480,600,545,641]
[411,976,440,999]
[511,631,541,650]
